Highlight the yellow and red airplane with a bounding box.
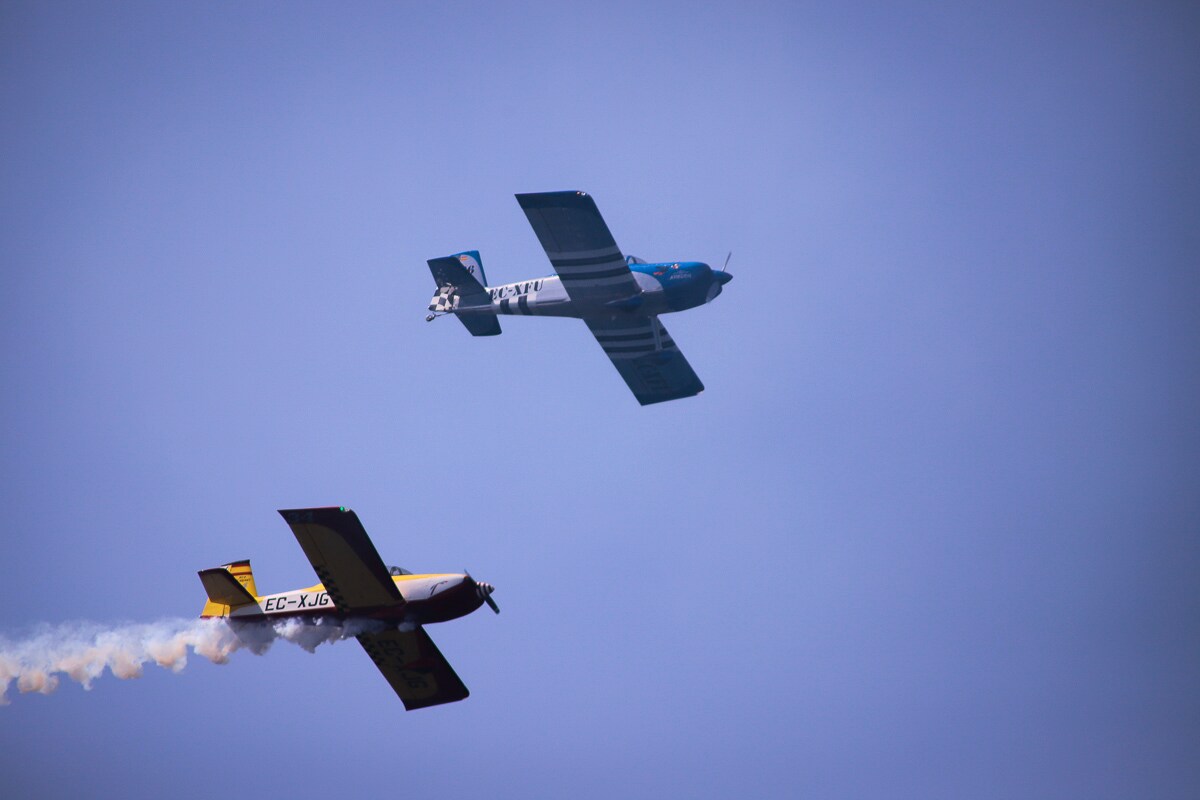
[198,506,498,710]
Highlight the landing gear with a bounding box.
[426,314,436,322]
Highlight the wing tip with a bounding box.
[515,190,591,208]
[277,506,353,524]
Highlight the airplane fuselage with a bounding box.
[209,573,487,626]
[464,261,730,319]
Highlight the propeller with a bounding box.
[465,570,500,614]
[709,251,733,295]
[481,587,500,615]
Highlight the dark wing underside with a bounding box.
[584,316,704,405]
[516,191,641,303]
[356,626,470,710]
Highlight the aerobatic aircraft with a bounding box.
[198,506,497,710]
[424,190,732,405]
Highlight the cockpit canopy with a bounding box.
[625,255,647,265]
[389,566,413,576]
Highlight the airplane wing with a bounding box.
[584,316,704,405]
[356,626,470,710]
[516,191,641,303]
[277,507,404,612]
[279,508,470,710]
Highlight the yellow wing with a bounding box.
[278,507,404,612]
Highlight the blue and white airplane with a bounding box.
[425,191,732,406]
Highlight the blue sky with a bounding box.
[2,2,1198,797]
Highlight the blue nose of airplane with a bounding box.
[705,268,731,303]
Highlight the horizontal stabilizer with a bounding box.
[427,256,488,298]
[457,315,501,336]
[198,567,258,607]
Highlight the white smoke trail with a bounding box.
[0,616,395,705]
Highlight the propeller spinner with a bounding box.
[466,570,500,614]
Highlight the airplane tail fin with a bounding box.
[198,560,260,618]
[426,251,501,337]
[451,250,488,286]
[223,559,258,596]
